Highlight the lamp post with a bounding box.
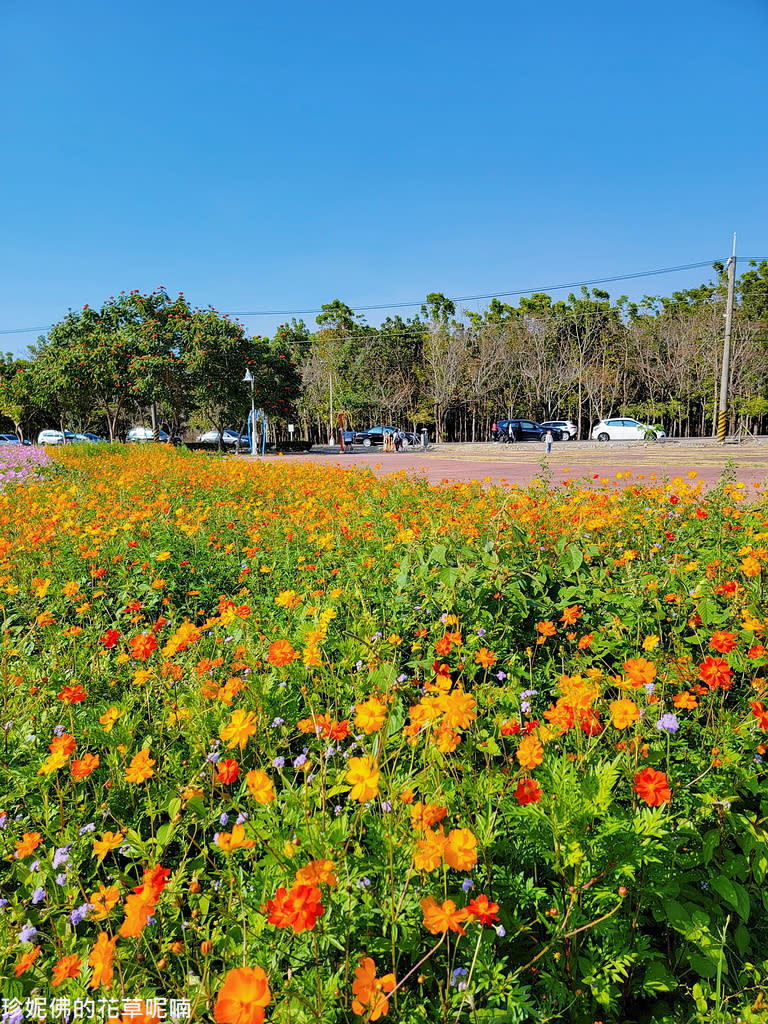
[243,368,255,455]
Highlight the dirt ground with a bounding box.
[263,439,768,491]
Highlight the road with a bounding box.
[265,439,768,490]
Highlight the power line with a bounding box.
[1,257,765,338]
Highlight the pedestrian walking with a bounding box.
[544,429,554,455]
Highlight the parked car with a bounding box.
[74,432,108,443]
[353,426,421,448]
[37,429,76,445]
[0,433,31,446]
[496,419,565,443]
[126,426,177,443]
[197,429,250,447]
[540,419,578,441]
[591,418,665,442]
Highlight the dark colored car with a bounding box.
[0,433,32,446]
[353,426,421,448]
[496,419,564,443]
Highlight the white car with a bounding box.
[126,426,170,443]
[37,429,76,445]
[541,419,578,440]
[592,418,665,442]
[197,429,249,447]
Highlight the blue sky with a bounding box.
[2,0,766,354]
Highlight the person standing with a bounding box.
[544,429,554,455]
[491,421,498,442]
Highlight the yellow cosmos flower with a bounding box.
[220,708,258,750]
[346,756,380,802]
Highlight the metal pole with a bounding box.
[329,373,333,445]
[717,234,737,442]
[150,402,159,443]
[250,382,256,455]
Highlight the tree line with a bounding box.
[1,263,767,444]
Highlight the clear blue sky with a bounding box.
[2,0,766,354]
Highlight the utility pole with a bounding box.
[717,234,737,442]
[329,373,333,445]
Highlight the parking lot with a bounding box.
[270,438,768,490]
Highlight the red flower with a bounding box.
[698,656,733,691]
[216,759,240,784]
[466,894,500,925]
[709,631,736,654]
[633,767,671,806]
[129,633,158,660]
[101,629,120,649]
[266,883,324,933]
[500,720,520,736]
[514,778,542,805]
[750,701,768,731]
[58,684,86,704]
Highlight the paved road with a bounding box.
[265,439,768,490]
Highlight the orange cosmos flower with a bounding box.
[267,883,325,932]
[536,620,556,637]
[466,894,500,925]
[443,828,478,871]
[99,707,121,732]
[610,699,641,730]
[268,639,296,667]
[410,802,447,831]
[88,932,118,988]
[216,758,240,784]
[475,647,497,668]
[129,633,158,660]
[560,605,582,626]
[125,748,155,784]
[89,884,121,920]
[414,827,447,872]
[15,944,40,977]
[698,656,733,690]
[217,823,256,853]
[345,756,380,802]
[516,734,544,769]
[295,859,337,887]
[742,555,761,577]
[50,732,76,757]
[14,831,43,858]
[437,688,477,730]
[214,966,272,1024]
[710,631,737,654]
[355,696,387,734]
[72,753,100,780]
[578,633,594,649]
[673,690,697,710]
[351,957,396,1021]
[420,895,468,935]
[623,658,656,688]
[220,708,258,750]
[514,778,542,805]
[52,953,83,986]
[633,767,671,806]
[750,701,768,731]
[245,768,274,803]
[93,831,125,861]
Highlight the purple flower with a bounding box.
[496,671,507,681]
[0,813,6,829]
[219,813,229,826]
[271,717,284,727]
[55,873,68,886]
[356,877,371,888]
[19,924,37,942]
[656,713,679,734]
[3,1007,23,1024]
[381,800,392,812]
[0,897,8,908]
[235,812,248,825]
[461,878,474,892]
[207,751,220,763]
[293,753,308,769]
[451,967,468,989]
[53,844,72,868]
[29,860,40,872]
[272,756,285,769]
[53,724,65,737]
[79,822,96,835]
[67,902,92,926]
[31,887,46,905]
[477,628,486,636]
[495,924,506,937]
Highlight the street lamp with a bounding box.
[243,368,255,455]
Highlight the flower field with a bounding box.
[1,446,767,1024]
